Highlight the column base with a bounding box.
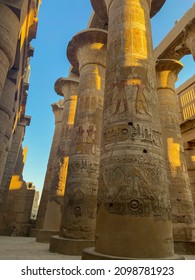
[82,247,185,260]
[29,228,37,237]
[49,235,95,255]
[174,241,195,255]
[36,229,59,243]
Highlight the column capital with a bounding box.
[90,0,166,21]
[54,77,79,100]
[51,100,64,124]
[156,59,183,88]
[67,28,107,73]
[183,18,195,61]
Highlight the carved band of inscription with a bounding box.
[103,122,162,146]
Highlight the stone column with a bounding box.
[35,101,64,232]
[183,19,195,61]
[82,0,177,260]
[0,78,16,184]
[49,28,107,255]
[156,59,195,254]
[36,78,78,242]
[0,2,19,97]
[0,117,30,233]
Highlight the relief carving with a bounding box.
[103,122,161,146]
[74,124,98,155]
[97,155,170,220]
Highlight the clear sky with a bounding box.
[23,0,195,193]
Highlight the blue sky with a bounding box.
[23,0,195,193]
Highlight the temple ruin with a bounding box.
[0,0,195,259]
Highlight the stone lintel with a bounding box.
[54,77,79,100]
[19,115,31,127]
[180,117,195,135]
[176,75,195,96]
[154,3,195,60]
[88,11,107,30]
[90,0,166,22]
[67,28,107,72]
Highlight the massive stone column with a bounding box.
[0,117,30,233]
[49,28,107,255]
[35,101,64,232]
[0,2,19,97]
[0,78,16,184]
[36,78,78,242]
[82,0,177,260]
[156,59,195,254]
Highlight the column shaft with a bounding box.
[156,59,195,254]
[43,80,78,236]
[0,78,16,184]
[85,0,174,259]
[49,28,107,255]
[35,101,64,230]
[0,3,19,97]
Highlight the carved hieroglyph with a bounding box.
[43,78,78,231]
[59,29,107,242]
[156,59,195,243]
[85,0,174,259]
[0,2,19,97]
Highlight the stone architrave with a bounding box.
[36,78,78,242]
[35,101,64,232]
[49,28,107,255]
[82,0,178,260]
[0,78,16,184]
[156,59,195,254]
[0,2,19,97]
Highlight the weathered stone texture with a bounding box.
[50,28,107,255]
[35,101,64,231]
[83,0,174,259]
[0,2,19,97]
[156,59,195,248]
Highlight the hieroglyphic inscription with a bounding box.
[103,122,162,146]
[68,160,99,176]
[97,155,171,221]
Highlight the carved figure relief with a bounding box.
[74,124,97,155]
[86,125,96,154]
[136,84,151,116]
[97,155,171,221]
[112,80,129,114]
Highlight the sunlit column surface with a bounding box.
[156,59,195,254]
[0,2,19,98]
[36,79,78,242]
[49,28,107,255]
[82,0,177,260]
